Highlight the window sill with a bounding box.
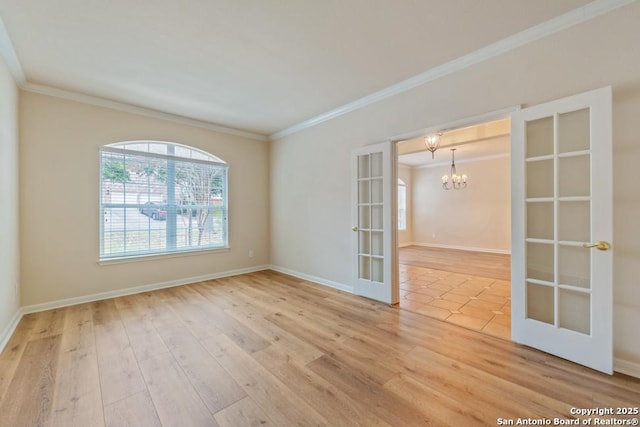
[97,246,231,266]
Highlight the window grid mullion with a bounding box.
[99,142,229,260]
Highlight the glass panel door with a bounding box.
[357,152,384,283]
[511,87,613,374]
[524,109,592,335]
[352,142,398,304]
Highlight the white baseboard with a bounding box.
[614,358,640,379]
[20,265,270,315]
[0,308,23,354]
[1,264,267,354]
[398,243,413,248]
[5,264,638,380]
[269,265,353,294]
[409,242,511,255]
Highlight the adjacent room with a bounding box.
[397,119,512,340]
[1,1,640,425]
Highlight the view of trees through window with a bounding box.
[100,141,228,259]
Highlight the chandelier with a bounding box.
[442,148,467,190]
[424,133,441,159]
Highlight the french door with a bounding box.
[351,141,398,304]
[511,87,613,374]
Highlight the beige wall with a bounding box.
[411,154,510,253]
[397,164,412,246]
[0,57,19,343]
[270,4,640,366]
[19,91,269,306]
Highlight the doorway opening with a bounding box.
[395,118,512,340]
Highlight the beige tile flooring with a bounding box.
[399,263,511,340]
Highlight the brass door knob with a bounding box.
[582,241,611,251]
[352,226,358,232]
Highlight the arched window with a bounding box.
[398,179,407,231]
[100,141,228,259]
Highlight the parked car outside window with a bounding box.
[140,202,166,220]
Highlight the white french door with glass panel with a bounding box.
[511,87,613,374]
[352,141,398,304]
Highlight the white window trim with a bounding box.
[99,141,229,261]
[97,246,231,265]
[398,179,407,231]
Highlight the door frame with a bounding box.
[389,93,614,374]
[390,106,519,321]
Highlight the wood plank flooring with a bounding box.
[1,270,638,426]
[399,245,511,281]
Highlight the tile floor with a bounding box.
[399,263,511,340]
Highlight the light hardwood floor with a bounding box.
[399,246,511,281]
[400,246,511,339]
[1,270,638,426]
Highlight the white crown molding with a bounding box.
[0,14,265,141]
[3,1,636,144]
[0,16,26,85]
[270,0,636,141]
[0,12,265,140]
[0,13,267,142]
[22,83,268,141]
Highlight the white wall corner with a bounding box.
[0,14,267,143]
[269,265,354,294]
[0,308,24,354]
[0,16,26,85]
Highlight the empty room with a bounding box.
[397,120,512,339]
[1,1,640,426]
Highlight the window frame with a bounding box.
[398,179,407,231]
[99,141,229,261]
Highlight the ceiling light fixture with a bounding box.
[424,133,442,159]
[442,148,467,190]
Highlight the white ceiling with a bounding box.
[0,0,594,136]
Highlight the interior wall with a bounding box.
[19,91,270,306]
[0,57,19,343]
[397,164,412,246]
[270,3,640,367]
[411,153,510,253]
